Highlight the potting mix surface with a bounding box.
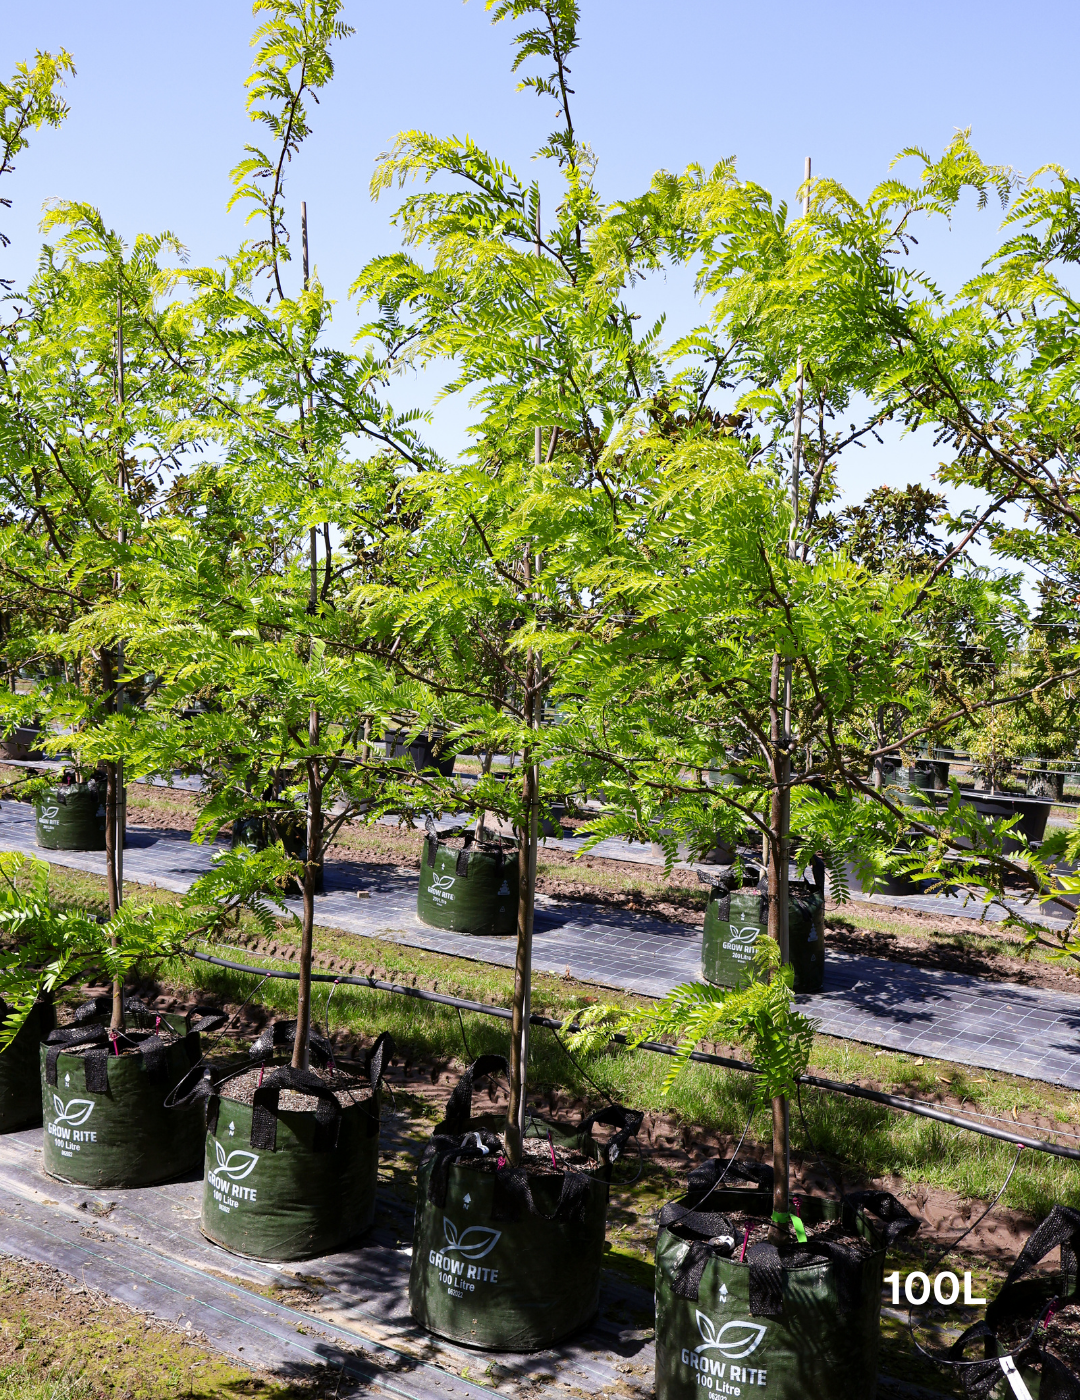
[220,1065,375,1110]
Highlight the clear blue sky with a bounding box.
[3,0,1077,562]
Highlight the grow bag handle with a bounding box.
[443,1055,510,1134]
[187,1007,229,1036]
[250,1065,343,1154]
[579,1104,644,1167]
[492,1162,597,1227]
[248,1019,333,1068]
[843,1189,919,1247]
[44,1025,172,1093]
[72,993,157,1027]
[423,1128,505,1206]
[907,1206,1080,1395]
[687,1155,773,1202]
[988,1203,1080,1323]
[655,1202,738,1300]
[365,1031,395,1092]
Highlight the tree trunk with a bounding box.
[505,753,537,1165]
[767,651,790,1244]
[293,707,322,1071]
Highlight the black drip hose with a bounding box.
[184,948,1080,1163]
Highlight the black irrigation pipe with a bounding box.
[186,948,1080,1165]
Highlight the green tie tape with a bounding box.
[772,1209,808,1243]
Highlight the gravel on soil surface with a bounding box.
[219,1064,374,1111]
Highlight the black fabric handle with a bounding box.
[188,1008,228,1036]
[44,1026,112,1091]
[845,1189,919,1246]
[72,993,155,1027]
[491,1163,594,1226]
[365,1031,395,1092]
[422,1128,503,1207]
[250,1065,342,1154]
[746,1240,784,1318]
[687,1156,773,1202]
[990,1203,1080,1321]
[248,1018,333,1067]
[579,1103,644,1166]
[442,1055,510,1134]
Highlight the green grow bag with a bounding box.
[702,881,825,993]
[197,1030,394,1262]
[654,1177,918,1400]
[0,1000,54,1132]
[39,1013,220,1188]
[409,1056,643,1351]
[417,831,518,936]
[35,782,106,851]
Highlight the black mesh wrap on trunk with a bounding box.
[687,1156,773,1204]
[423,1129,504,1207]
[746,1241,785,1318]
[491,1163,594,1226]
[579,1104,644,1167]
[248,1019,333,1067]
[442,1055,509,1134]
[657,1204,737,1300]
[249,1065,344,1153]
[44,1025,175,1093]
[845,1189,919,1246]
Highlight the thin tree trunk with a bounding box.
[769,1096,789,1243]
[293,709,322,1071]
[505,750,537,1165]
[292,199,321,1073]
[767,654,791,1243]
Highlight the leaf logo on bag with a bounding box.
[213,1140,260,1181]
[52,1095,94,1127]
[726,924,760,945]
[694,1311,766,1360]
[430,874,456,891]
[442,1218,501,1259]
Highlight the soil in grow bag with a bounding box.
[417,829,518,936]
[654,1163,919,1400]
[409,1055,643,1351]
[190,1023,394,1262]
[39,1008,225,1188]
[912,1203,1080,1398]
[35,779,107,851]
[231,812,323,895]
[0,997,55,1132]
[701,869,825,993]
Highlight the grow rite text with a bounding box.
[680,1353,767,1392]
